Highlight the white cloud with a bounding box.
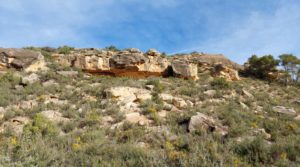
[176,2,300,63]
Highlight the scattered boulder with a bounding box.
[101,116,114,126]
[204,90,217,97]
[42,80,59,87]
[0,48,47,72]
[21,73,40,85]
[272,106,297,115]
[43,95,68,106]
[125,112,149,126]
[40,110,68,123]
[145,85,155,91]
[212,64,240,81]
[106,87,152,104]
[19,100,38,110]
[0,117,30,134]
[242,89,254,98]
[239,102,249,110]
[189,112,228,136]
[160,93,174,103]
[173,98,188,109]
[292,100,300,105]
[252,128,271,140]
[294,115,300,121]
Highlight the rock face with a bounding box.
[0,48,46,72]
[171,60,198,80]
[52,48,171,78]
[170,53,241,81]
[212,64,241,81]
[182,53,243,70]
[52,48,241,81]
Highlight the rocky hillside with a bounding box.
[0,47,299,166]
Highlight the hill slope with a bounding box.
[0,48,299,166]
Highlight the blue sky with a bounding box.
[0,0,300,64]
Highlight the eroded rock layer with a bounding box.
[52,48,241,80]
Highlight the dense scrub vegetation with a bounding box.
[0,48,299,166]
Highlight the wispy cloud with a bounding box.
[175,1,300,63]
[0,0,299,63]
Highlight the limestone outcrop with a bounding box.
[51,48,241,81]
[0,48,47,72]
[52,48,171,78]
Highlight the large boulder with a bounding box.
[171,59,198,80]
[0,48,46,72]
[212,64,240,81]
[106,87,152,104]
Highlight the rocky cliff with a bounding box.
[51,48,240,81]
[0,47,240,81]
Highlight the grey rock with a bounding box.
[273,106,296,115]
[21,73,40,84]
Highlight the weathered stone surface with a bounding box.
[21,73,40,85]
[175,53,242,70]
[212,64,240,81]
[52,48,242,81]
[53,48,170,78]
[189,112,228,136]
[0,117,30,134]
[20,100,38,110]
[273,106,296,115]
[106,87,152,104]
[40,110,68,123]
[125,112,149,125]
[0,48,46,72]
[173,98,188,109]
[204,90,217,97]
[242,89,254,98]
[42,80,59,87]
[253,128,271,140]
[171,59,198,80]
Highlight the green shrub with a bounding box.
[58,45,74,54]
[243,55,279,80]
[211,77,231,89]
[233,137,270,165]
[24,114,59,137]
